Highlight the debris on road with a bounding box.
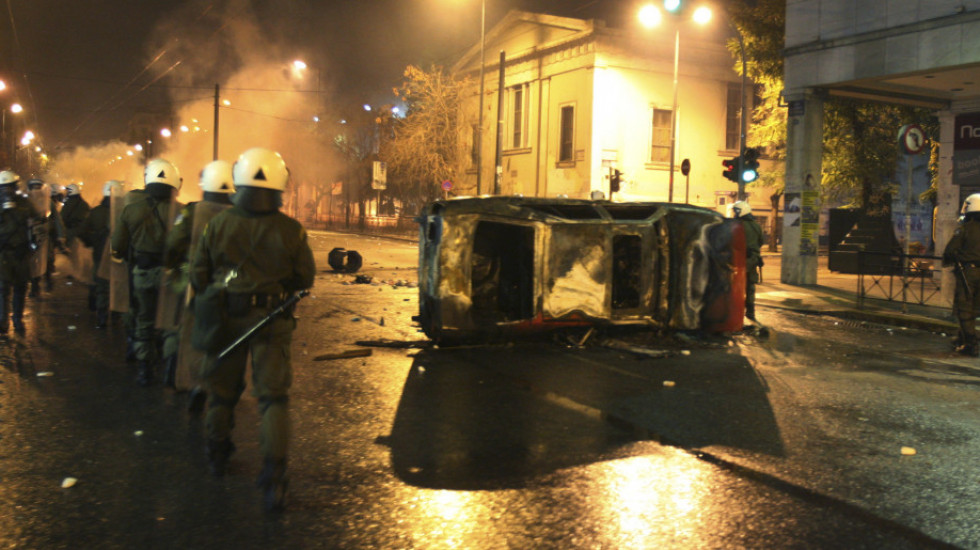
[901,446,917,456]
[36,371,54,377]
[313,349,373,361]
[663,380,676,387]
[602,340,676,359]
[355,339,430,349]
[328,247,363,273]
[61,477,77,489]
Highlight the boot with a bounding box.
[137,361,154,386]
[745,306,757,322]
[256,458,288,513]
[206,439,236,477]
[95,309,108,329]
[125,338,137,363]
[187,387,207,414]
[162,356,176,389]
[12,318,25,336]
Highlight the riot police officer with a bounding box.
[111,159,182,385]
[162,159,234,399]
[190,148,315,512]
[0,171,41,334]
[79,181,120,328]
[60,182,90,246]
[731,200,764,322]
[944,194,980,356]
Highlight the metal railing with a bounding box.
[856,250,944,312]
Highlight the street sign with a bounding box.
[680,158,691,176]
[372,161,387,190]
[441,180,452,192]
[899,124,927,155]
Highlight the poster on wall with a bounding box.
[954,113,980,186]
[890,154,933,254]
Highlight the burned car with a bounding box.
[416,197,747,343]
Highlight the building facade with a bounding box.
[783,0,980,288]
[451,11,774,228]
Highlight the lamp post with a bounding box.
[639,4,711,203]
[477,0,486,195]
[729,22,748,201]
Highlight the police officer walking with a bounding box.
[944,194,980,356]
[731,200,764,322]
[111,159,182,385]
[0,171,41,334]
[79,181,119,329]
[162,159,234,397]
[60,183,90,247]
[189,148,315,512]
[45,184,65,291]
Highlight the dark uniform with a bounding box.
[111,160,181,385]
[46,188,65,290]
[79,192,112,328]
[0,173,41,334]
[734,202,764,322]
[189,147,315,512]
[60,189,90,246]
[943,210,980,355]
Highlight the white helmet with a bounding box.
[0,170,20,187]
[233,148,288,191]
[49,184,63,197]
[144,158,182,189]
[199,160,235,194]
[65,183,82,196]
[962,193,980,214]
[731,200,751,217]
[103,180,123,197]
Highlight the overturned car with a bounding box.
[416,197,747,343]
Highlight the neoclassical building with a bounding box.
[451,10,777,232]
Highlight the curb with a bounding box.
[758,301,957,334]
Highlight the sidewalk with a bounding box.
[755,252,957,334]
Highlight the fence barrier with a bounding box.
[856,250,944,312]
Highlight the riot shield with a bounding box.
[154,195,186,332]
[69,238,94,284]
[28,184,50,279]
[108,185,131,313]
[174,200,231,391]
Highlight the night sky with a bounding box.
[0,0,628,150]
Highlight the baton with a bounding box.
[956,261,973,300]
[216,289,310,361]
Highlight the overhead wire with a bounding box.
[57,0,229,146]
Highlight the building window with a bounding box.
[510,84,529,149]
[471,124,480,165]
[559,105,574,162]
[650,108,672,163]
[726,82,740,151]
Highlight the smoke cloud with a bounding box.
[44,0,345,211]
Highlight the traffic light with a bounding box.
[663,0,682,13]
[610,168,622,194]
[741,147,760,183]
[722,156,738,183]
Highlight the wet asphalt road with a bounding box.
[0,230,977,549]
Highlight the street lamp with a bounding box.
[639,3,711,203]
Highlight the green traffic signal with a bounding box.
[741,147,760,183]
[664,0,682,13]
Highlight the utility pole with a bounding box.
[213,84,220,160]
[494,50,505,195]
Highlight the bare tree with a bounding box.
[380,65,471,214]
